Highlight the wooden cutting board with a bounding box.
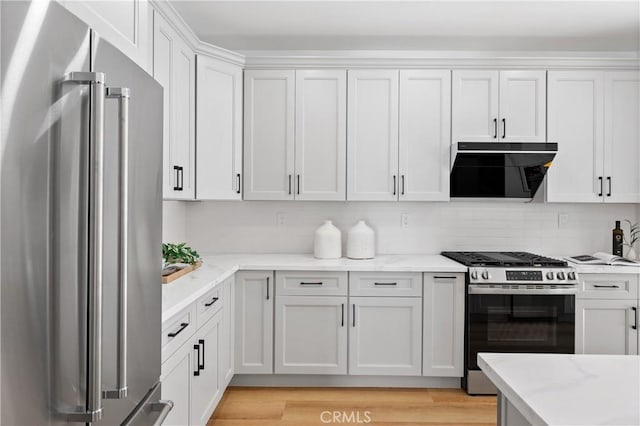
[162,261,202,284]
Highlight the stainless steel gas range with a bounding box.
[441,251,578,395]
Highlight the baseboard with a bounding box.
[230,374,461,388]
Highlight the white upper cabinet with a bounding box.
[547,71,604,202]
[452,70,546,143]
[295,70,347,200]
[243,70,296,200]
[62,0,151,72]
[603,72,640,203]
[196,57,243,200]
[153,12,195,200]
[547,71,638,203]
[399,70,451,201]
[347,70,400,201]
[452,70,499,142]
[499,70,546,142]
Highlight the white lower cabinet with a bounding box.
[161,336,195,426]
[275,296,347,374]
[576,299,638,355]
[349,297,422,376]
[220,277,235,385]
[235,271,274,373]
[422,274,465,377]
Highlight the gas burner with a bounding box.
[441,251,567,267]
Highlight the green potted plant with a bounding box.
[623,220,639,260]
[162,242,201,265]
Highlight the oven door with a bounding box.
[467,290,575,370]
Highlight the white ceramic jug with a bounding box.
[347,220,375,259]
[314,220,342,259]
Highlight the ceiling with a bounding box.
[170,1,640,53]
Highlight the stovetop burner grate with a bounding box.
[441,251,567,267]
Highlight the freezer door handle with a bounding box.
[121,382,174,426]
[150,400,175,426]
[103,87,131,400]
[61,71,106,423]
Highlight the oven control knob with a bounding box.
[546,271,555,280]
[470,270,479,280]
[556,272,566,280]
[481,270,490,280]
[567,271,576,281]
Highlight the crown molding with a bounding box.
[150,0,245,67]
[242,50,640,69]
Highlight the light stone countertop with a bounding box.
[478,353,640,426]
[161,253,467,322]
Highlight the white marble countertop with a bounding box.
[478,353,640,426]
[162,253,466,322]
[552,255,640,274]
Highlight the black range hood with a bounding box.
[450,142,557,200]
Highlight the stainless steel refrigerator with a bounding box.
[1,1,170,424]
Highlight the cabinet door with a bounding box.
[452,70,499,142]
[191,312,222,426]
[235,271,274,374]
[547,71,605,202]
[153,13,195,200]
[196,56,243,200]
[244,70,295,200]
[499,70,546,142]
[422,274,465,377]
[220,277,235,387]
[399,70,451,201]
[295,70,347,200]
[347,70,399,201]
[275,296,347,374]
[349,297,422,376]
[604,72,640,203]
[161,338,195,426]
[575,299,638,355]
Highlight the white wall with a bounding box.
[162,201,188,243]
[185,201,638,256]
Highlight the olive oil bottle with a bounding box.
[613,221,624,256]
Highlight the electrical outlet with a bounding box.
[558,213,569,229]
[401,213,409,228]
[277,212,288,226]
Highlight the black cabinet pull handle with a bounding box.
[300,282,323,286]
[297,174,300,195]
[352,304,356,327]
[374,282,397,286]
[632,307,638,330]
[266,276,270,300]
[341,303,344,327]
[598,176,603,196]
[236,173,241,194]
[288,174,292,195]
[502,118,506,139]
[199,339,205,370]
[493,118,498,138]
[168,322,189,338]
[204,297,218,307]
[193,344,200,376]
[434,276,456,280]
[607,176,612,197]
[393,175,397,196]
[401,175,405,195]
[173,166,183,191]
[593,284,620,289]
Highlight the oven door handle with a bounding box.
[468,285,577,295]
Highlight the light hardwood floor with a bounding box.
[208,387,497,425]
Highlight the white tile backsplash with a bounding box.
[162,201,188,243]
[182,201,639,255]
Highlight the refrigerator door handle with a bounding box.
[103,87,131,400]
[62,71,106,423]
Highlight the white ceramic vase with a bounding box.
[347,220,375,259]
[314,220,342,259]
[625,246,638,261]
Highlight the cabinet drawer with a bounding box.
[276,271,348,296]
[197,281,225,329]
[162,304,197,363]
[350,272,422,297]
[577,274,639,300]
